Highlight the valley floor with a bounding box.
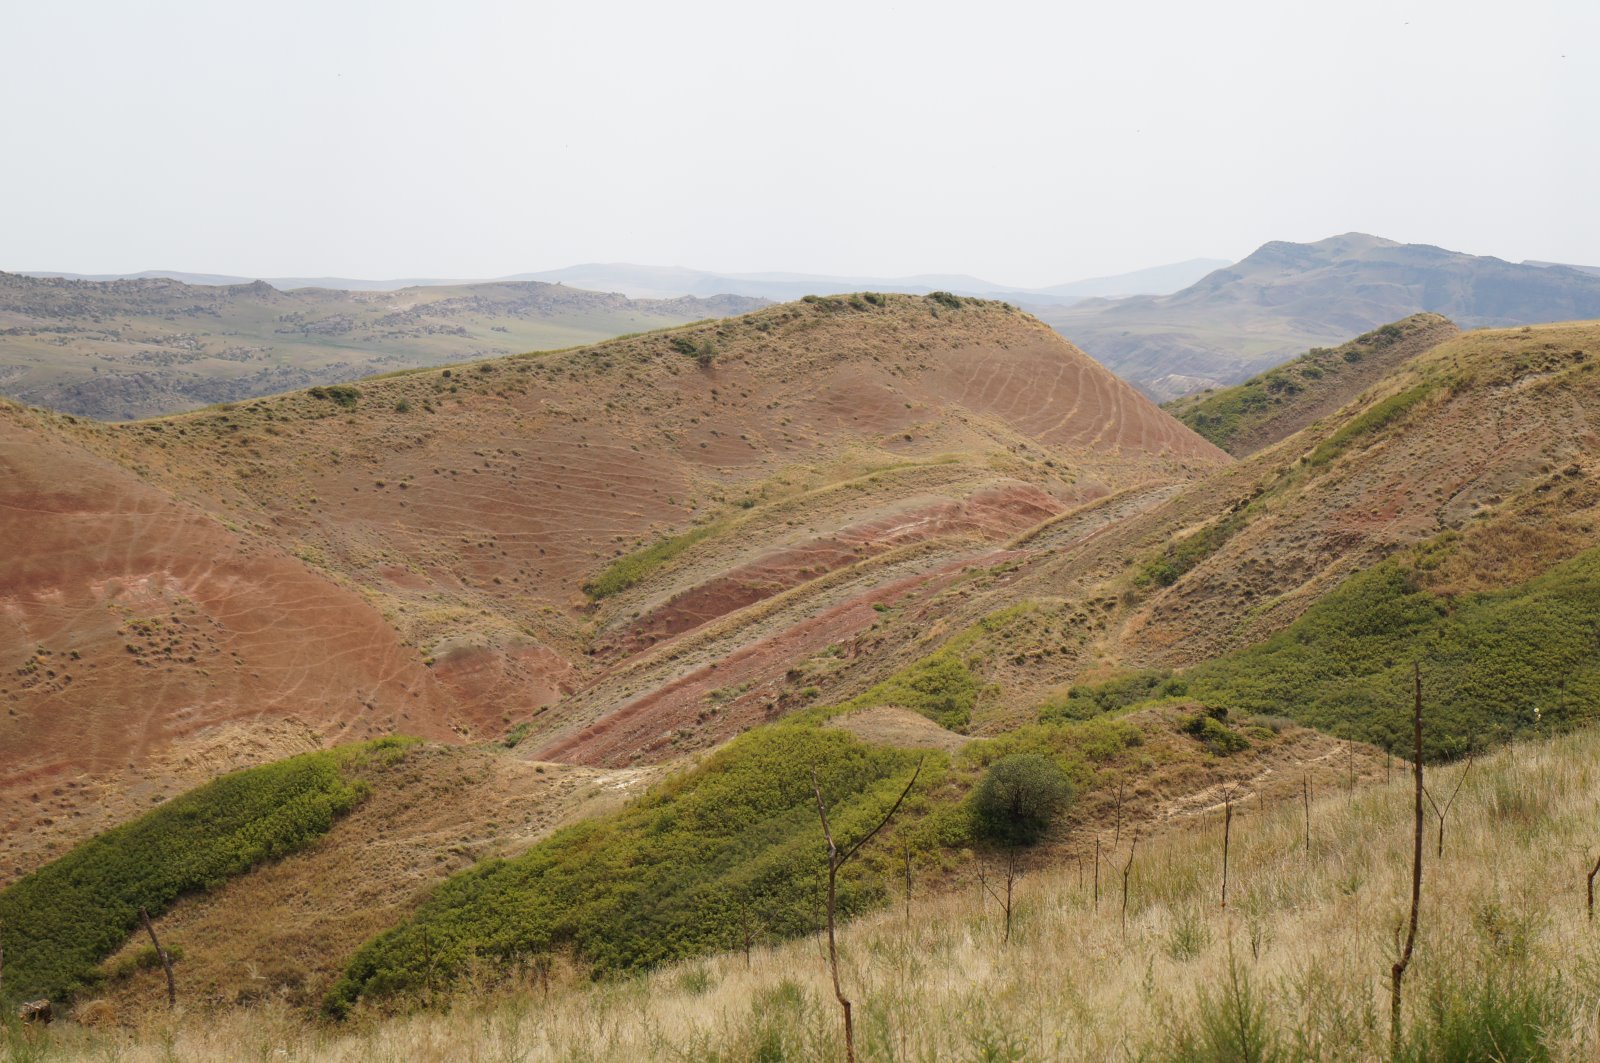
[12,725,1600,1062]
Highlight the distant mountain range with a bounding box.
[0,273,764,420]
[18,239,1600,407]
[20,258,1232,305]
[1030,234,1600,400]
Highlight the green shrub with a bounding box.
[1398,971,1561,1063]
[848,650,979,731]
[308,384,360,408]
[1039,669,1183,722]
[0,740,404,1006]
[1182,544,1600,758]
[326,727,926,1016]
[104,943,186,981]
[1182,714,1250,756]
[970,754,1072,846]
[1160,951,1281,1062]
[670,334,716,366]
[584,523,721,599]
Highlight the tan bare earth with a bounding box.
[825,705,971,753]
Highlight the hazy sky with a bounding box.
[4,0,1595,287]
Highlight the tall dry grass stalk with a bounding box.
[16,727,1600,1061]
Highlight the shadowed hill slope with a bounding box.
[1166,313,1460,455]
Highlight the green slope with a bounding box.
[1166,313,1457,454]
[1060,534,1600,760]
[0,739,412,1005]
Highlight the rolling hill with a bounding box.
[1033,233,1600,400]
[503,259,1230,303]
[22,257,1231,304]
[7,299,1600,1057]
[0,272,766,420]
[0,292,1223,881]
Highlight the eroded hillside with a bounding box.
[7,310,1600,1037]
[783,318,1600,737]
[2,294,1225,879]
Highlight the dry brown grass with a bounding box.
[19,725,1600,1062]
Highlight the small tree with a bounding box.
[972,754,1073,942]
[814,759,924,1063]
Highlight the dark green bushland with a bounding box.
[326,726,926,1016]
[1056,543,1600,759]
[846,650,980,730]
[0,739,408,1005]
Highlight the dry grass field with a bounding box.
[12,725,1599,1061]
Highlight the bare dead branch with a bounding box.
[138,906,176,1010]
[1390,663,1424,1057]
[813,757,924,1063]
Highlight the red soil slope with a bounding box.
[5,295,1227,875]
[0,404,486,875]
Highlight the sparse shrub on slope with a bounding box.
[0,739,409,1006]
[1307,379,1442,465]
[583,523,722,599]
[1136,510,1250,588]
[326,727,927,1016]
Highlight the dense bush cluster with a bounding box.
[0,741,404,1005]
[845,650,979,730]
[1038,669,1186,722]
[971,754,1072,846]
[326,727,923,1016]
[1171,546,1600,758]
[307,384,361,408]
